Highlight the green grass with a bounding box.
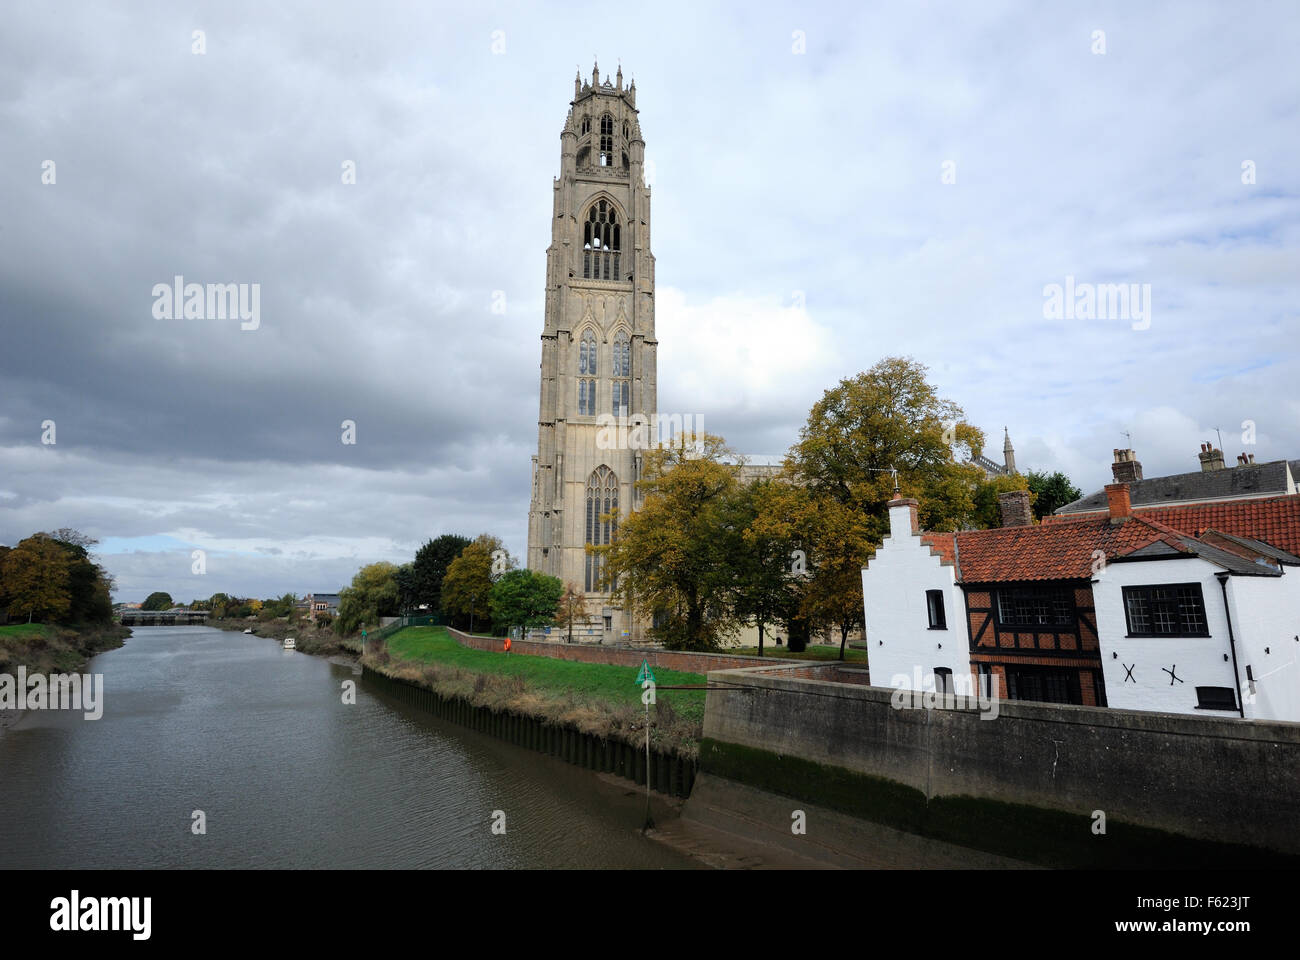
[385,626,707,723]
[0,623,54,640]
[728,643,869,663]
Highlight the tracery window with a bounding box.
[611,332,630,416]
[599,115,614,165]
[578,330,597,415]
[582,200,621,281]
[585,466,618,592]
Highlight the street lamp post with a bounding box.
[470,594,477,636]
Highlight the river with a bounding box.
[0,625,696,869]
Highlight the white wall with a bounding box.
[861,503,969,694]
[1093,556,1242,718]
[1226,572,1300,722]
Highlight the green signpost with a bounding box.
[636,659,655,830]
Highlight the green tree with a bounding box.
[46,530,113,624]
[2,535,73,623]
[552,582,589,643]
[336,563,400,635]
[394,563,417,614]
[489,569,563,632]
[441,535,512,631]
[412,534,472,612]
[602,433,743,650]
[785,357,987,652]
[726,477,804,656]
[1026,470,1083,520]
[141,591,174,611]
[790,356,987,538]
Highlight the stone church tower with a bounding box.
[526,63,656,639]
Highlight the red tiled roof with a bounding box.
[919,532,956,566]
[948,514,1194,582]
[1045,495,1300,557]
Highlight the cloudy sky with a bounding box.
[2,1,1296,603]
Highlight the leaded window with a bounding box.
[585,466,618,592]
[611,333,630,416]
[1123,584,1209,637]
[599,115,614,165]
[996,585,1074,628]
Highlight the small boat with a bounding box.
[284,638,296,650]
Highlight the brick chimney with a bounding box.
[998,490,1033,528]
[1104,482,1132,523]
[887,497,920,539]
[1198,442,1225,472]
[1111,448,1143,483]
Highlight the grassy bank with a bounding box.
[0,622,130,675]
[369,626,705,757]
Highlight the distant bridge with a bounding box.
[119,609,209,626]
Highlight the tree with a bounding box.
[726,477,805,656]
[1026,470,1083,520]
[394,563,418,614]
[207,592,232,619]
[552,582,589,643]
[803,498,875,659]
[1,535,72,623]
[790,356,987,539]
[489,569,563,633]
[785,357,987,654]
[602,433,743,650]
[441,535,512,632]
[141,591,174,611]
[336,563,400,634]
[47,530,113,624]
[411,534,472,612]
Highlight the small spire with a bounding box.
[592,59,599,86]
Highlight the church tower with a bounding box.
[527,63,656,640]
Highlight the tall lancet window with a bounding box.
[611,333,630,416]
[599,115,614,165]
[578,330,597,415]
[582,200,621,281]
[585,466,619,592]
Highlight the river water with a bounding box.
[0,626,695,869]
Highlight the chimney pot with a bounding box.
[1111,448,1143,484]
[1104,483,1132,523]
[1199,444,1225,472]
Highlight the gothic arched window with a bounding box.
[581,116,591,135]
[611,333,630,416]
[578,330,597,415]
[585,466,618,592]
[599,115,614,165]
[582,200,621,281]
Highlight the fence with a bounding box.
[367,614,444,644]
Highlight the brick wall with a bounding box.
[445,626,783,674]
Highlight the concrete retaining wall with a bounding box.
[702,662,1300,857]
